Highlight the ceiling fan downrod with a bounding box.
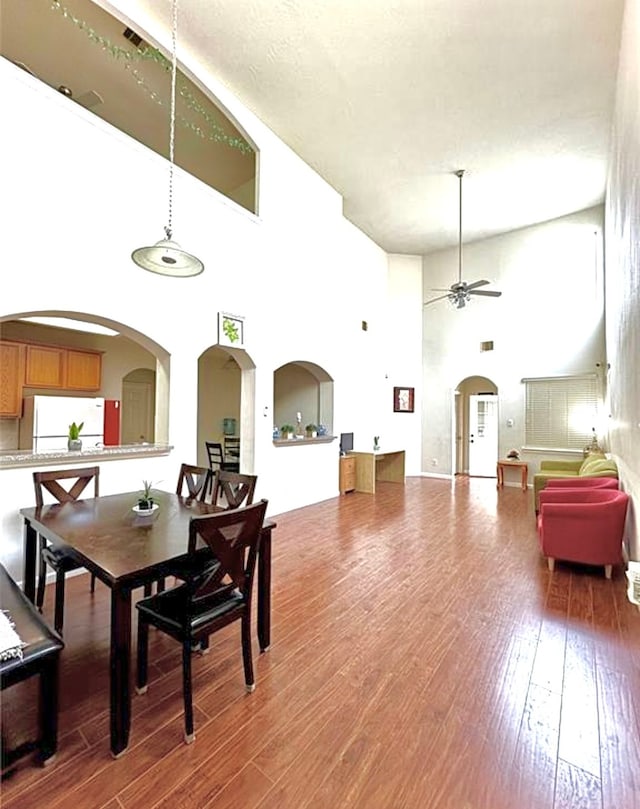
[456,169,464,286]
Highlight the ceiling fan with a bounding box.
[424,170,502,310]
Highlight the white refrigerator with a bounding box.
[19,396,105,452]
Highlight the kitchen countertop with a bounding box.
[0,444,173,469]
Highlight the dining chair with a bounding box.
[135,499,269,743]
[33,466,100,635]
[223,436,240,472]
[205,441,238,473]
[210,469,257,510]
[176,463,212,502]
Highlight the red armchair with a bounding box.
[544,477,619,492]
[535,476,619,513]
[537,488,629,579]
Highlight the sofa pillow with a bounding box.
[579,453,607,474]
[579,458,618,477]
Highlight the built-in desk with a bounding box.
[349,450,405,494]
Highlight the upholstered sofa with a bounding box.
[533,452,618,511]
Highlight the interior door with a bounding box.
[121,381,153,444]
[468,395,498,477]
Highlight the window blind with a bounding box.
[523,374,600,451]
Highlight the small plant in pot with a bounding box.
[136,480,156,512]
[305,423,318,438]
[280,424,295,440]
[68,421,84,451]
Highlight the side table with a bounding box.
[496,459,528,491]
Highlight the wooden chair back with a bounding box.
[187,500,268,596]
[33,466,100,508]
[176,464,212,502]
[205,442,224,471]
[210,470,257,510]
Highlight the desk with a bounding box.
[349,450,405,494]
[20,491,275,758]
[496,459,528,491]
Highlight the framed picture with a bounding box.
[393,386,414,413]
[217,312,244,348]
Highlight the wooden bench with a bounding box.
[1,563,64,771]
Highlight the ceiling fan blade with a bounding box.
[465,279,489,291]
[423,293,453,306]
[469,289,502,297]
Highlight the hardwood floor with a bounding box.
[2,476,640,809]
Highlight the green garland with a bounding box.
[50,0,253,155]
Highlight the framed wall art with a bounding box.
[393,386,414,413]
[217,312,244,348]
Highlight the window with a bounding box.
[523,374,600,451]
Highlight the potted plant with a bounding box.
[68,421,84,451]
[280,424,295,440]
[136,480,156,512]
[305,423,318,438]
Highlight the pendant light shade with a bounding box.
[132,229,204,277]
[131,0,204,277]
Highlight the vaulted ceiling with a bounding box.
[167,0,626,253]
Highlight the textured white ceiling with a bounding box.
[120,0,625,253]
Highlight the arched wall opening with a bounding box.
[273,361,334,437]
[198,345,256,472]
[1,0,259,214]
[0,311,170,450]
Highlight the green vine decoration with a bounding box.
[50,0,253,155]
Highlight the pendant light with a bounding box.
[131,0,204,276]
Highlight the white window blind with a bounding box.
[523,374,600,451]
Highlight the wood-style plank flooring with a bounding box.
[2,476,640,809]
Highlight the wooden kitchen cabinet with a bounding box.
[66,349,102,391]
[339,455,356,495]
[22,343,102,392]
[24,344,65,388]
[0,341,25,417]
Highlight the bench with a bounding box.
[0,563,64,771]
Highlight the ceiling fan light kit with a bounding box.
[424,170,502,309]
[131,0,204,278]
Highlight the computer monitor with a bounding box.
[340,432,354,455]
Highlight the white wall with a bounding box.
[605,0,640,559]
[0,55,422,578]
[422,206,606,478]
[385,254,423,474]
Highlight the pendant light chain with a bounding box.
[165,0,178,241]
[131,0,204,275]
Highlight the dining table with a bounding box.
[20,490,275,758]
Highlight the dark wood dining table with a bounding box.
[20,491,275,758]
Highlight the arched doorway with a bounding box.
[454,375,498,477]
[197,345,256,472]
[121,368,156,444]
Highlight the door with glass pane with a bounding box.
[468,395,498,476]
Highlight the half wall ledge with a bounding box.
[273,436,337,447]
[0,444,173,469]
